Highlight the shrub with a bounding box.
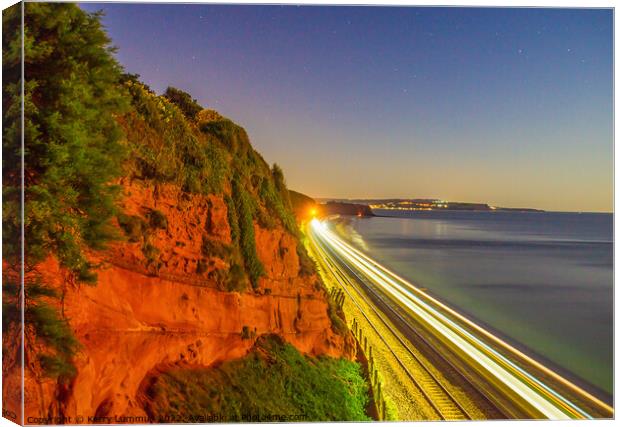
[123,83,229,196]
[163,86,202,119]
[196,109,223,125]
[232,176,264,289]
[196,259,208,274]
[271,163,292,208]
[255,206,276,229]
[225,263,247,292]
[240,325,256,340]
[199,119,243,152]
[259,178,297,236]
[76,262,99,284]
[148,209,168,230]
[201,235,232,259]
[326,291,348,336]
[142,242,160,266]
[328,305,347,336]
[117,214,147,243]
[297,243,316,277]
[224,195,240,243]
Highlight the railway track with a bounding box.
[309,229,474,420]
[308,219,614,420]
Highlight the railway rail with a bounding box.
[307,218,614,420]
[309,228,475,420]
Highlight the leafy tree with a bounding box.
[2,3,128,379]
[163,86,202,119]
[19,3,127,277]
[3,2,23,265]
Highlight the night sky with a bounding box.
[80,4,613,212]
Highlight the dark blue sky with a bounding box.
[81,4,613,211]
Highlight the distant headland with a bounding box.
[315,198,545,213]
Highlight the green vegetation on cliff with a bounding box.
[2,6,356,405]
[142,335,370,422]
[122,80,230,195]
[121,79,304,289]
[231,175,264,288]
[3,4,302,293]
[3,2,128,282]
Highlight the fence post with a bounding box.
[382,398,387,421]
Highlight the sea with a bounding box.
[336,210,613,398]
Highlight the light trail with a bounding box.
[309,228,475,419]
[309,219,613,420]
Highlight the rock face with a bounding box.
[20,180,354,421]
[321,202,375,217]
[288,189,317,219]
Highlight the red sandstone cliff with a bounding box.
[18,180,354,422]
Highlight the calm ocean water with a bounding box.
[338,210,613,397]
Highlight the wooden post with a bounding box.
[377,381,383,420]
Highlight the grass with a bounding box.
[142,335,371,422]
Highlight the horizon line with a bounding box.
[301,194,613,214]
